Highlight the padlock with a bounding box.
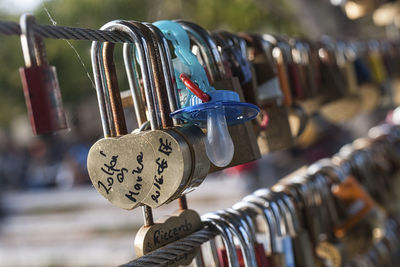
[129,21,210,205]
[211,31,252,86]
[88,20,207,213]
[122,22,210,201]
[202,214,240,267]
[290,38,314,100]
[232,202,271,267]
[173,20,261,171]
[239,33,294,152]
[234,199,280,267]
[242,194,287,267]
[19,13,67,135]
[351,41,382,112]
[253,189,296,267]
[272,184,316,267]
[367,40,387,86]
[88,20,159,210]
[221,209,259,267]
[309,173,350,267]
[310,158,378,241]
[318,37,347,99]
[96,21,187,209]
[316,38,362,123]
[269,36,313,140]
[207,210,258,267]
[276,37,306,101]
[281,176,321,247]
[336,40,358,95]
[353,139,394,206]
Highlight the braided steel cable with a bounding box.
[120,227,217,267]
[0,20,132,43]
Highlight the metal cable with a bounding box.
[120,227,217,267]
[0,20,133,43]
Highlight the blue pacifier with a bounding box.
[154,20,259,167]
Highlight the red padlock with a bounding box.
[19,14,67,135]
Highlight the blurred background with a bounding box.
[0,0,398,266]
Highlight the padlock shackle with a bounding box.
[20,13,49,68]
[212,31,252,84]
[91,41,115,137]
[106,21,159,131]
[227,208,257,245]
[292,39,311,65]
[280,194,301,235]
[238,198,279,253]
[145,23,180,118]
[128,21,173,129]
[202,215,240,267]
[123,42,148,127]
[250,192,286,237]
[175,20,227,83]
[254,189,295,237]
[222,209,259,267]
[314,174,341,231]
[91,20,159,137]
[212,210,258,267]
[102,42,128,136]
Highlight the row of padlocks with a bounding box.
[122,123,400,267]
[12,12,400,266]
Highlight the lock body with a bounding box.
[292,230,316,267]
[20,65,67,134]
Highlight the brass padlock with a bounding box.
[239,33,294,152]
[273,38,313,139]
[137,21,210,201]
[367,40,387,85]
[120,21,209,207]
[176,20,260,172]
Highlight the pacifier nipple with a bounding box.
[205,108,234,167]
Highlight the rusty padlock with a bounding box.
[19,13,67,135]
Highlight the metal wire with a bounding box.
[0,20,133,43]
[120,227,217,267]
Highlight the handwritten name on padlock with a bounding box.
[134,209,202,266]
[87,133,156,210]
[141,129,192,208]
[88,129,193,209]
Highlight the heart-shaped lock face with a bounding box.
[134,209,202,264]
[141,129,192,208]
[87,133,156,210]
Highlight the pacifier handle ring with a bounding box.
[180,73,211,103]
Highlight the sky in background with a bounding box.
[0,0,41,14]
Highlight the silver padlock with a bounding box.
[88,20,158,210]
